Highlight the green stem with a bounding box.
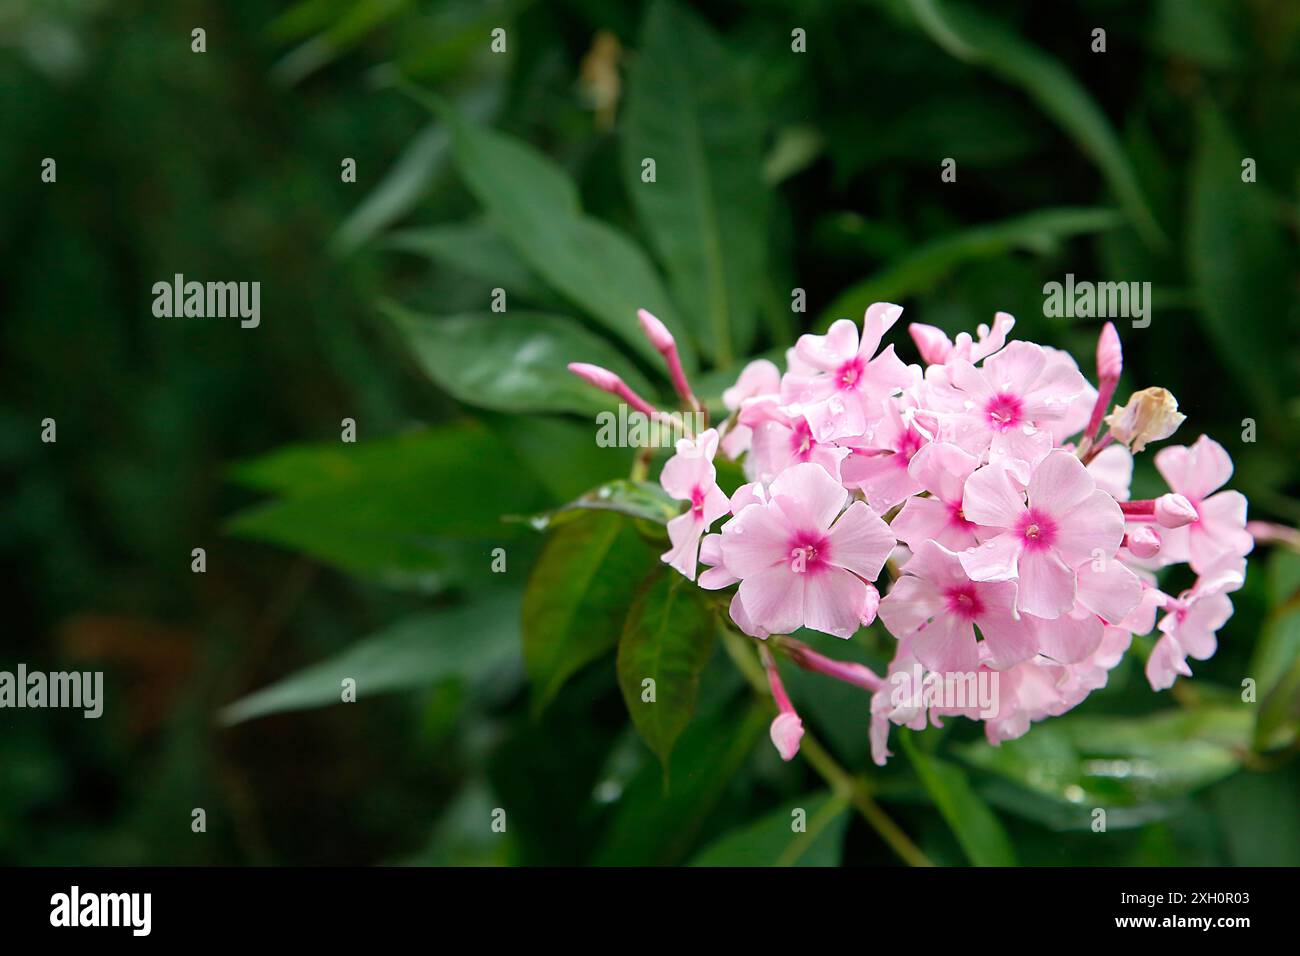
[718,625,933,867]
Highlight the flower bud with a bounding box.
[1097,322,1122,381]
[636,308,676,353]
[567,362,659,418]
[1155,493,1198,528]
[1126,525,1161,558]
[1104,387,1186,453]
[769,712,804,762]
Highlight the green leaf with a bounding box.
[435,103,692,369]
[617,571,716,765]
[227,424,549,575]
[900,732,1016,866]
[1188,106,1294,413]
[522,479,680,531]
[821,207,1121,326]
[957,707,1252,830]
[380,219,548,301]
[523,511,662,710]
[690,792,849,866]
[330,84,500,255]
[384,305,658,415]
[593,701,768,864]
[218,593,521,725]
[903,0,1166,248]
[1152,0,1246,70]
[623,0,768,363]
[1251,594,1300,751]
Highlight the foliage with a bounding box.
[2,0,1298,866]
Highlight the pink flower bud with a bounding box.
[1097,322,1122,381]
[908,323,952,365]
[567,362,660,418]
[567,362,620,392]
[637,308,675,352]
[769,712,804,762]
[1126,526,1161,558]
[1155,493,1198,528]
[636,308,698,411]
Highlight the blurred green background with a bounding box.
[2,0,1297,866]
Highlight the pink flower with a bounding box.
[941,340,1086,465]
[1153,436,1254,574]
[838,399,929,512]
[659,428,730,581]
[1086,444,1133,500]
[908,312,1016,366]
[958,450,1126,619]
[890,441,982,551]
[879,540,1036,672]
[720,462,896,638]
[720,358,781,459]
[741,399,849,485]
[1146,568,1243,691]
[869,637,932,766]
[984,625,1133,745]
[786,303,914,442]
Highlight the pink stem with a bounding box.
[781,639,885,692]
[760,645,796,714]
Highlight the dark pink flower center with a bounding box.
[1016,507,1057,552]
[984,392,1023,431]
[948,501,976,530]
[690,485,706,519]
[837,357,865,389]
[788,532,831,575]
[944,583,985,620]
[895,429,923,467]
[789,419,815,461]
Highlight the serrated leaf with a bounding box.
[617,571,716,764]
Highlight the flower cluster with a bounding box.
[570,306,1257,765]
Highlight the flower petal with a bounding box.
[827,501,896,581]
[1052,490,1125,567]
[803,568,869,639]
[1016,549,1077,619]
